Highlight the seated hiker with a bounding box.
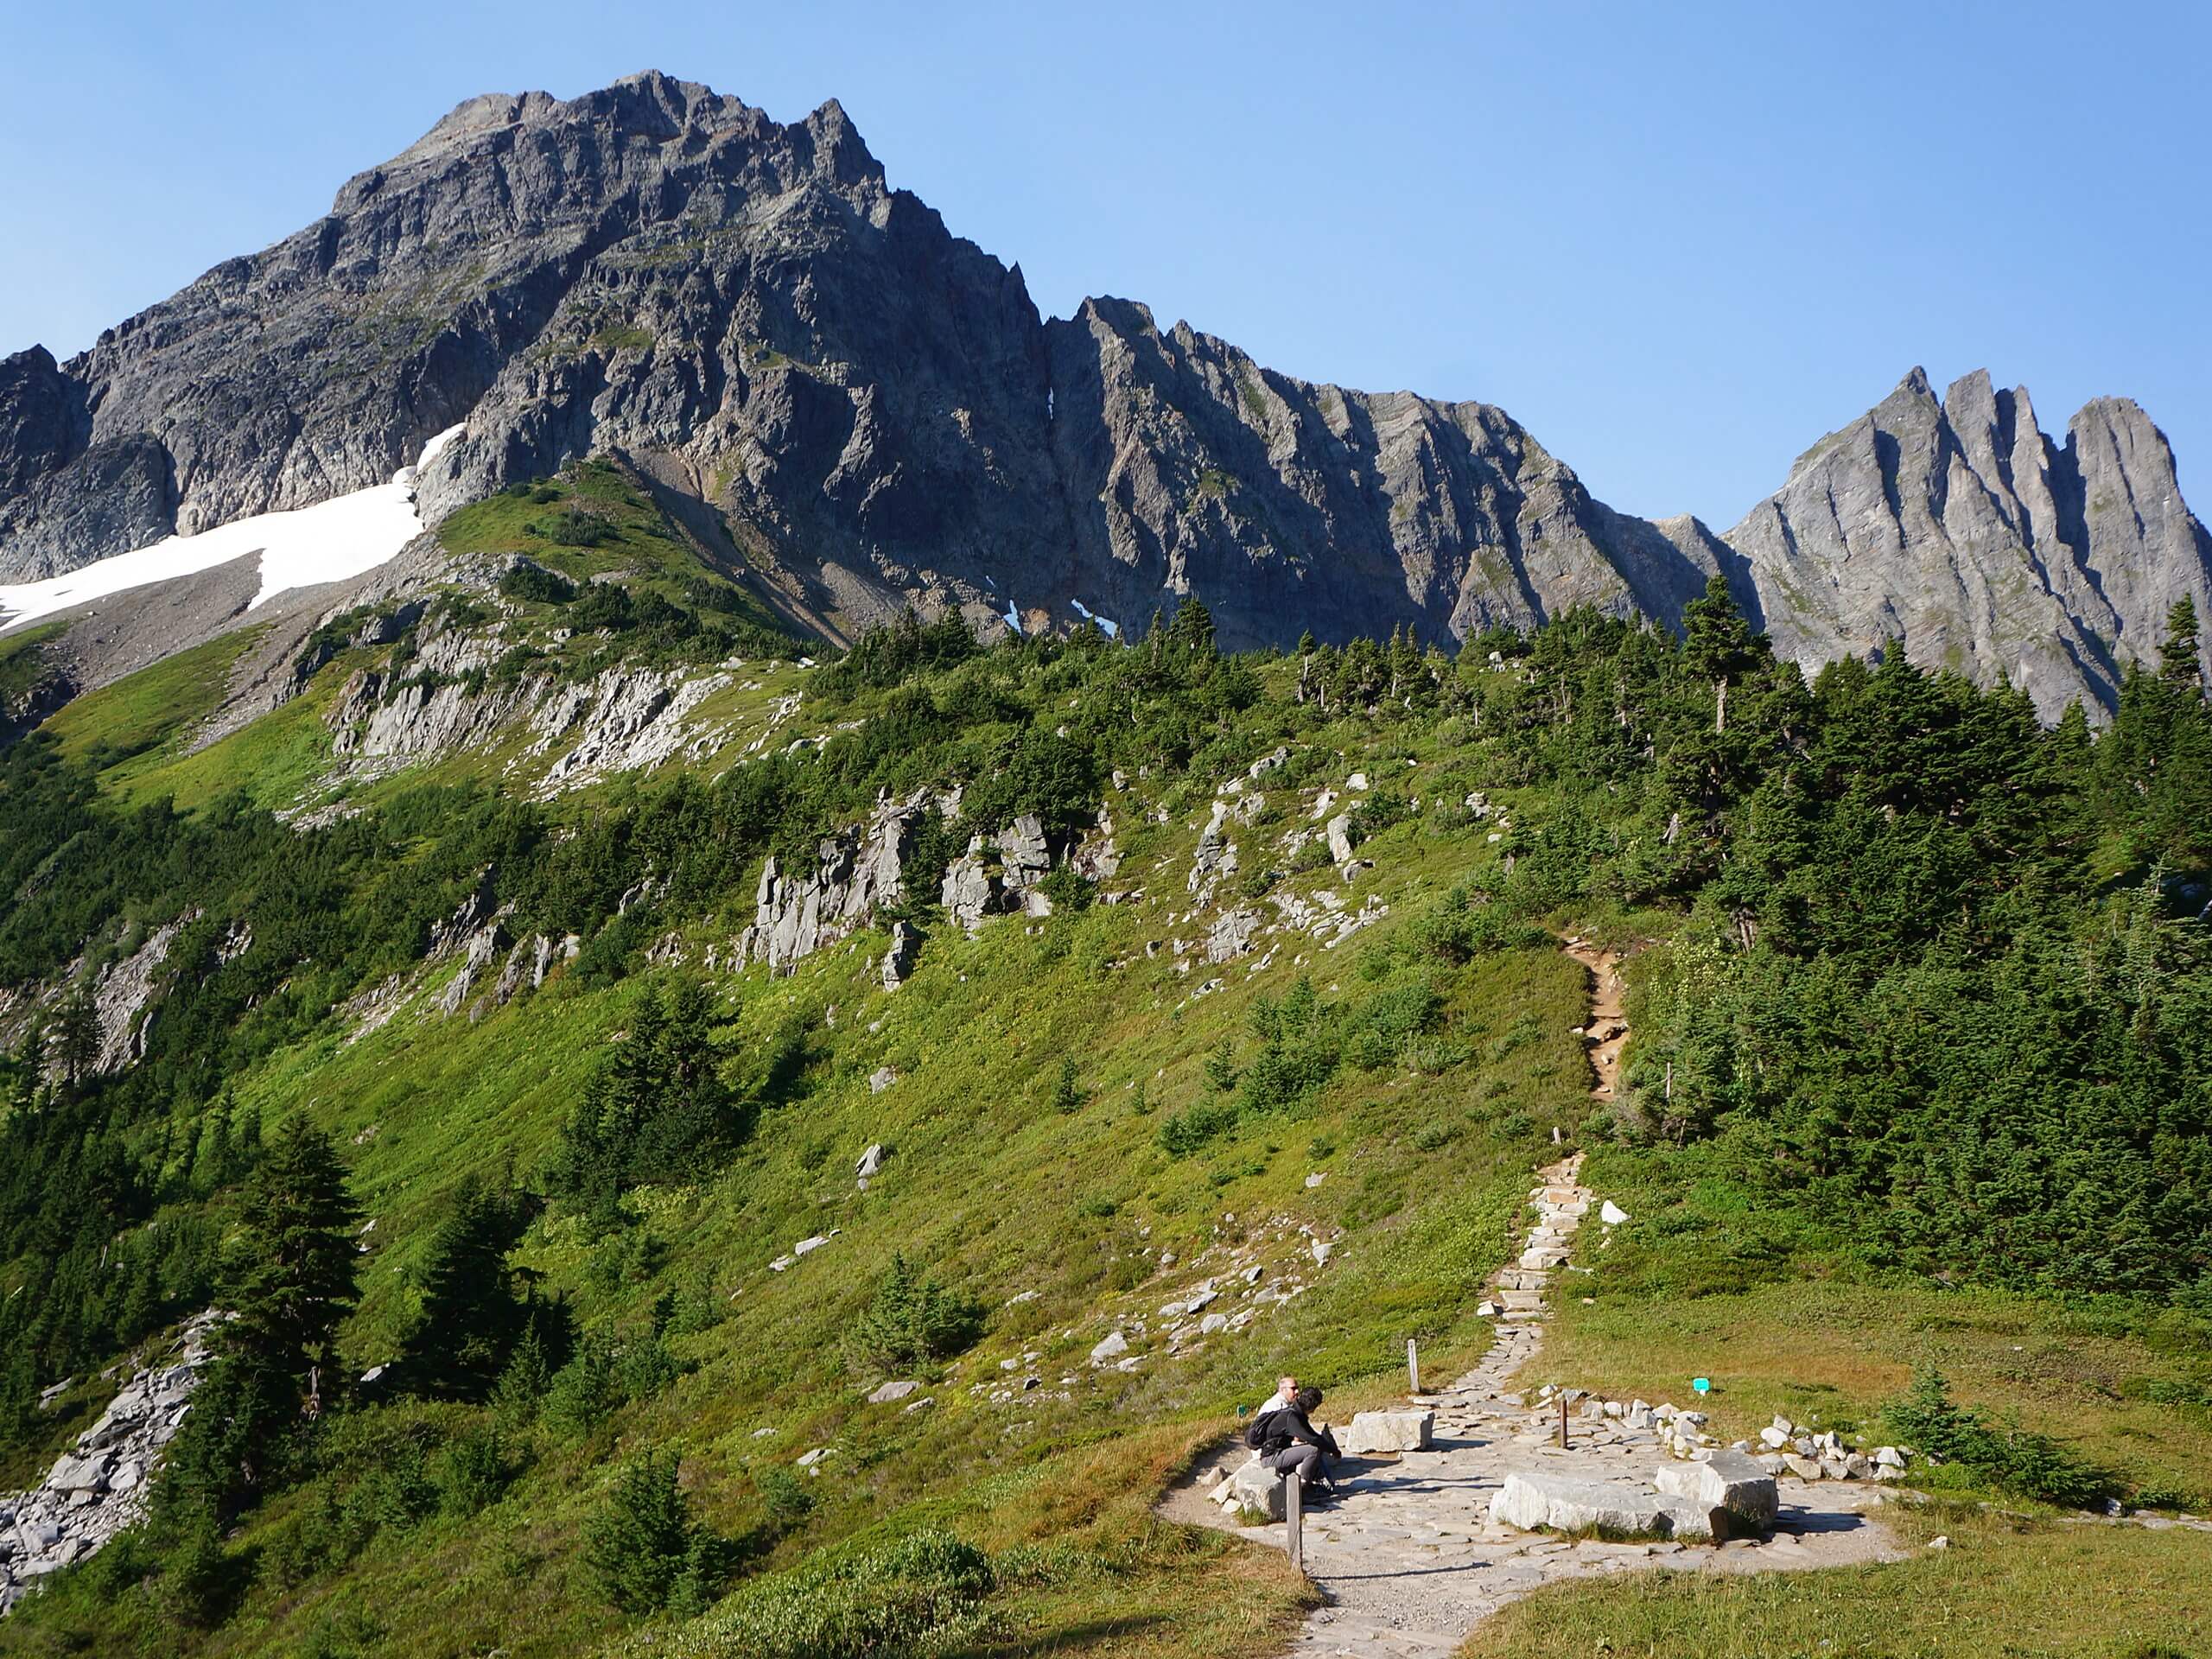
[1249,1374,1297,1423]
[1262,1385,1341,1494]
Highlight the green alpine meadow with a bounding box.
[3,51,2210,1659]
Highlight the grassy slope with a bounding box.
[0,623,67,706]
[9,620,2212,1655]
[1463,1503,2210,1658]
[42,629,262,772]
[183,821,1578,1655]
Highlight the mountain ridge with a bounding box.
[3,69,2205,715]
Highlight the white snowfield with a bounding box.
[0,425,466,634]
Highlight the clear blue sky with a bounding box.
[4,0,2206,527]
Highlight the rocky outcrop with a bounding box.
[327,642,731,794]
[435,919,511,1017]
[533,667,731,791]
[941,842,1005,934]
[1043,297,1723,650]
[738,792,929,974]
[879,921,918,989]
[88,915,197,1073]
[941,815,1074,933]
[0,1313,219,1614]
[1724,368,2212,719]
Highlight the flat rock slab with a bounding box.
[1489,1471,1709,1541]
[1343,1409,1434,1455]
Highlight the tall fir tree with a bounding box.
[165,1118,359,1518]
[2159,594,2202,690]
[398,1178,531,1400]
[1681,573,1761,734]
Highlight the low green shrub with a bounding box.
[644,1529,995,1659]
[1886,1370,2118,1509]
[1157,1097,1238,1158]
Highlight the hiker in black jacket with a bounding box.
[1262,1385,1341,1495]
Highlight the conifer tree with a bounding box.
[1167,597,1216,658]
[2159,594,2202,690]
[54,991,99,1088]
[585,1450,721,1614]
[399,1178,530,1400]
[1682,574,1761,734]
[228,1117,359,1379]
[165,1118,359,1518]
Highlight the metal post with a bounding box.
[1407,1338,1420,1395]
[1559,1394,1569,1449]
[1285,1474,1304,1573]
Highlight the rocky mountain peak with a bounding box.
[2,76,2204,721]
[1726,364,2209,718]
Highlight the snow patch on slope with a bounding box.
[1071,599,1121,639]
[0,426,466,633]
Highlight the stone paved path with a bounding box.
[1163,1037,1907,1656]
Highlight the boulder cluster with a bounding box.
[1534,1384,1719,1461]
[1,1313,219,1614]
[1754,1414,1913,1484]
[1529,1386,1916,1483]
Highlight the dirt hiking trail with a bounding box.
[1160,941,1905,1657]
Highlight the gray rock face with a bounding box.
[1043,297,1723,649]
[0,71,1713,645]
[941,842,1003,934]
[4,73,2200,721]
[1724,368,2212,719]
[1,1313,220,1616]
[880,920,918,989]
[88,914,197,1073]
[737,791,928,974]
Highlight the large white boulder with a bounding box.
[1342,1408,1434,1455]
[1228,1457,1288,1521]
[1652,1446,1778,1534]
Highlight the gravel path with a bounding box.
[1163,1036,1909,1656]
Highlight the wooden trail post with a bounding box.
[1559,1394,1569,1449]
[1406,1338,1420,1395]
[1285,1474,1304,1573]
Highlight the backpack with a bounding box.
[1244,1407,1282,1452]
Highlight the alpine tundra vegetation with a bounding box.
[0,67,2207,1659]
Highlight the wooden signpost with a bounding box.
[1285,1474,1304,1572]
